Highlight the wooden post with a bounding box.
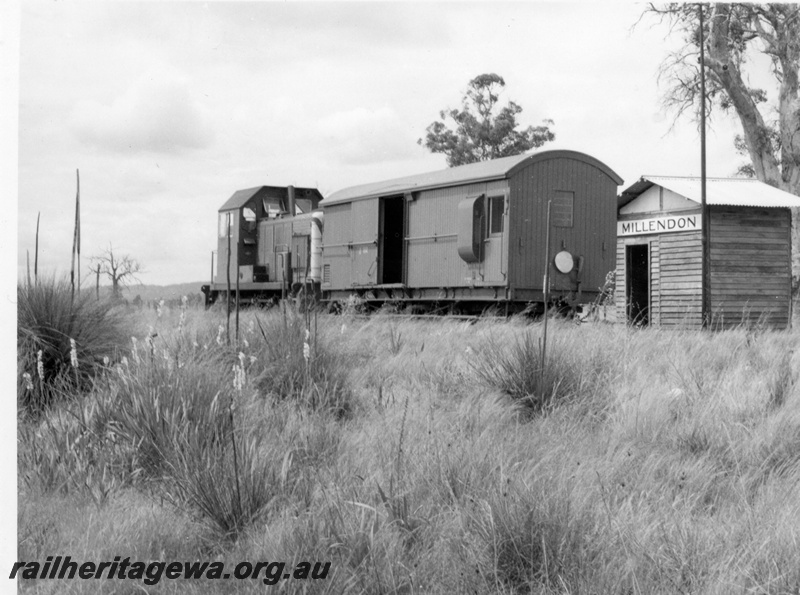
[699,4,710,329]
[541,200,552,382]
[226,212,232,346]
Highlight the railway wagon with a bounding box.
[321,150,623,312]
[202,185,323,305]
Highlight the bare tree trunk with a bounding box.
[34,212,39,287]
[70,170,80,300]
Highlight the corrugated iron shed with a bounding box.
[620,176,800,209]
[325,150,623,205]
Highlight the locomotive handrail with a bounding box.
[405,233,457,242]
[321,240,377,249]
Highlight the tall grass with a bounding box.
[469,323,613,417]
[17,311,800,594]
[252,308,354,417]
[17,277,131,415]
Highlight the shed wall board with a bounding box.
[658,231,703,328]
[709,206,792,328]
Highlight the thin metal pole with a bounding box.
[235,251,240,345]
[541,200,552,380]
[699,3,709,329]
[226,213,232,346]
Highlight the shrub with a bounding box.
[91,336,234,479]
[253,308,353,417]
[470,329,582,415]
[17,278,130,415]
[162,413,283,540]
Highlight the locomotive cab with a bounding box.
[204,185,323,307]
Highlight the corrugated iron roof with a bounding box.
[324,150,623,205]
[619,176,800,209]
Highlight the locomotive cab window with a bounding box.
[488,195,505,235]
[218,212,232,238]
[263,199,282,219]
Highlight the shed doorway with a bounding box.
[380,196,405,284]
[626,244,649,326]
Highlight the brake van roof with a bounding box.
[323,150,623,206]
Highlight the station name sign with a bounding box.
[617,214,701,237]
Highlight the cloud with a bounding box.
[70,72,214,154]
[317,107,420,166]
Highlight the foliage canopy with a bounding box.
[419,73,555,167]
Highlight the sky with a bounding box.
[7,1,765,288]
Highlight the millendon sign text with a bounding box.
[617,215,701,237]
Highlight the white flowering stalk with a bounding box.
[36,350,44,381]
[216,324,225,346]
[103,356,110,367]
[178,296,188,332]
[303,327,311,364]
[131,337,140,364]
[22,372,33,391]
[156,299,165,318]
[233,362,246,392]
[69,338,79,369]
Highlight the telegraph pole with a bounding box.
[699,3,710,328]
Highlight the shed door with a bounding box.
[626,244,649,325]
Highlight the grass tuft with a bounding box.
[470,327,584,415]
[17,277,130,415]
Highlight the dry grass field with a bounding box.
[17,282,800,594]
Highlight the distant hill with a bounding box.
[92,282,206,305]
